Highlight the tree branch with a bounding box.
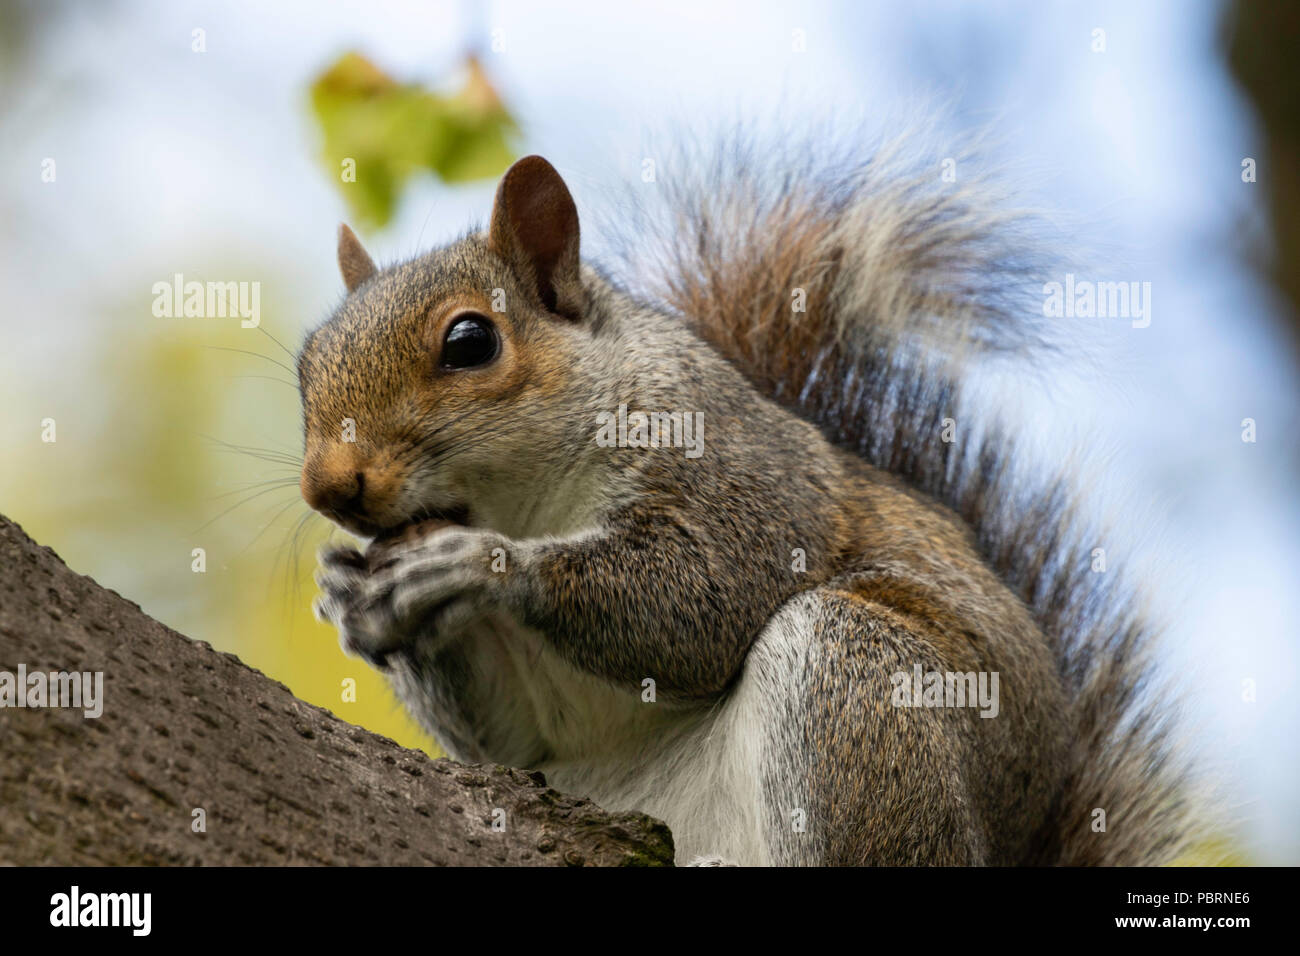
[0,514,673,866]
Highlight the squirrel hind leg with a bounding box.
[729,586,993,865]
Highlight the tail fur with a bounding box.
[603,128,1195,865]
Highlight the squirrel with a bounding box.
[299,143,1194,866]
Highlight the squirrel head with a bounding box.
[297,155,602,539]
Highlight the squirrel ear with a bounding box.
[337,223,378,292]
[488,155,582,319]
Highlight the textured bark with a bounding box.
[0,514,673,866]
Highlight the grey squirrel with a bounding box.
[299,144,1193,865]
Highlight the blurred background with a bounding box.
[1,0,1296,863]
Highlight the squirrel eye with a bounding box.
[439,314,500,370]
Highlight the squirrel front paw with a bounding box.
[313,528,512,666]
[312,543,395,665]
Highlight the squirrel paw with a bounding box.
[313,543,394,665]
[313,530,509,666]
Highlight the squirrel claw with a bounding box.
[311,527,512,668]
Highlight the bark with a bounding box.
[0,514,673,866]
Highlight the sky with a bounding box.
[2,0,1297,861]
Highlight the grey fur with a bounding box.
[300,138,1195,866]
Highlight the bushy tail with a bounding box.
[604,129,1195,865]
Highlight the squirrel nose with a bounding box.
[301,466,367,518]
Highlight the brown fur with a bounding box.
[300,144,1194,866]
[611,132,1194,865]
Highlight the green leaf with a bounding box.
[310,52,518,229]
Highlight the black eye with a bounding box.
[440,314,499,369]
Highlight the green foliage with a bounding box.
[310,51,518,228]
